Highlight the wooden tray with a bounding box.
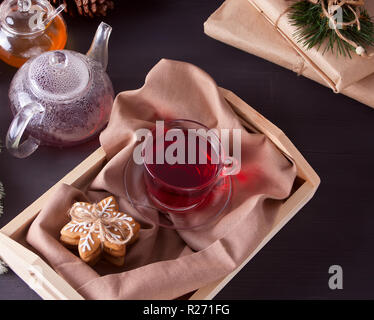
[0,88,320,300]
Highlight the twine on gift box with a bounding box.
[320,0,373,57]
[274,1,306,75]
[275,0,373,58]
[69,203,134,246]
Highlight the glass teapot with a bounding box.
[6,22,114,158]
[0,0,67,67]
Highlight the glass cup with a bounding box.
[142,119,238,212]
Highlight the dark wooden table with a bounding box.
[0,0,374,300]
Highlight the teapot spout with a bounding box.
[86,22,112,71]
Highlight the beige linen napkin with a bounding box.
[204,0,374,109]
[26,59,296,299]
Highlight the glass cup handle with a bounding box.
[221,156,240,176]
[6,103,45,158]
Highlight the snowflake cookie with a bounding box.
[60,196,140,266]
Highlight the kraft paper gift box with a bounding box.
[204,0,374,109]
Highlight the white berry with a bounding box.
[356,46,365,56]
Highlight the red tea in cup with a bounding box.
[142,120,236,212]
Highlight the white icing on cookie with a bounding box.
[80,232,95,253]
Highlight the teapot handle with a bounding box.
[6,103,45,158]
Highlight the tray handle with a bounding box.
[0,232,83,300]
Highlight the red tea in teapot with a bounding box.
[6,22,114,159]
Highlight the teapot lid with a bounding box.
[0,0,57,35]
[28,50,90,101]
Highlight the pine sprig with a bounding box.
[288,0,374,58]
[0,181,3,274]
[0,260,7,275]
[0,142,6,275]
[0,182,3,217]
[0,142,3,218]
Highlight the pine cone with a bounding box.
[50,0,115,18]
